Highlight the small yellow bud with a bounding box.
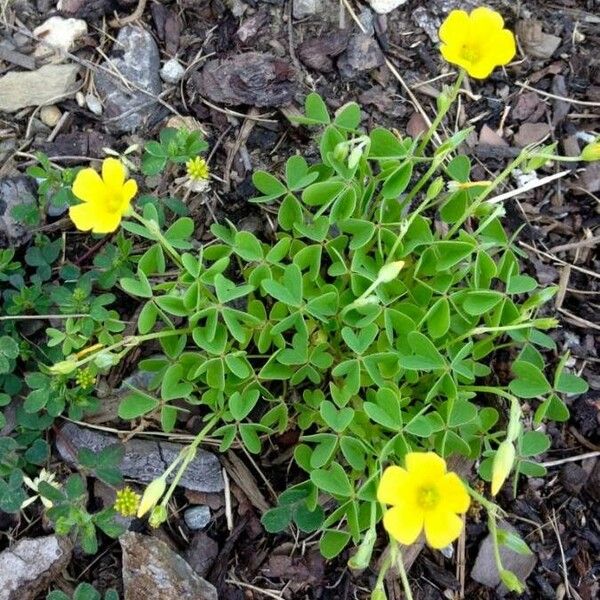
[377,261,405,284]
[581,140,600,162]
[137,477,166,517]
[491,441,515,496]
[114,486,141,517]
[186,156,210,181]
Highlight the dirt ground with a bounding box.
[1,0,599,598]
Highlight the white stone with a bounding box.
[40,105,62,127]
[293,0,323,19]
[85,93,103,116]
[160,58,186,84]
[0,64,80,112]
[33,16,87,62]
[368,0,407,15]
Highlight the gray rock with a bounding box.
[0,63,80,112]
[160,58,185,84]
[293,0,322,19]
[337,33,384,79]
[184,531,219,578]
[120,531,218,600]
[191,52,296,107]
[471,521,537,594]
[0,535,73,600]
[184,505,211,530]
[56,422,224,493]
[0,176,36,247]
[95,26,161,132]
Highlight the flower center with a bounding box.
[106,192,123,213]
[460,43,481,64]
[417,485,439,510]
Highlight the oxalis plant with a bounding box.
[40,5,598,598]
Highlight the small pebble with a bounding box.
[160,58,185,84]
[85,93,103,116]
[184,505,211,530]
[40,105,62,127]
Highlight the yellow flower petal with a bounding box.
[93,209,122,234]
[72,168,106,204]
[488,28,516,65]
[69,201,101,232]
[383,504,424,545]
[438,10,469,46]
[120,179,138,213]
[377,465,411,505]
[438,473,470,513]
[405,452,447,478]
[470,6,505,32]
[424,509,464,549]
[102,157,126,191]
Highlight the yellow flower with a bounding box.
[377,452,470,549]
[581,140,600,162]
[186,156,210,181]
[439,7,516,79]
[114,486,141,517]
[69,157,137,234]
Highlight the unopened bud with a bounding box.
[137,477,166,517]
[491,441,515,496]
[377,261,405,284]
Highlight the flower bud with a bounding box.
[377,261,405,284]
[49,360,77,376]
[148,505,168,528]
[333,142,349,161]
[348,526,376,571]
[491,440,515,496]
[137,477,166,517]
[348,147,363,169]
[371,585,388,600]
[581,140,600,162]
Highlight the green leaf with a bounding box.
[555,372,588,395]
[310,462,353,497]
[507,274,537,295]
[304,92,330,124]
[261,506,292,532]
[320,529,351,559]
[368,128,409,159]
[302,180,346,207]
[402,331,446,370]
[252,171,287,202]
[382,161,413,198]
[446,155,471,182]
[334,102,361,130]
[320,401,354,433]
[118,390,159,419]
[120,270,152,298]
[520,431,551,457]
[509,361,552,398]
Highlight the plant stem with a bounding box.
[68,327,192,370]
[160,413,221,507]
[446,151,528,238]
[390,541,414,600]
[130,211,184,268]
[417,69,465,156]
